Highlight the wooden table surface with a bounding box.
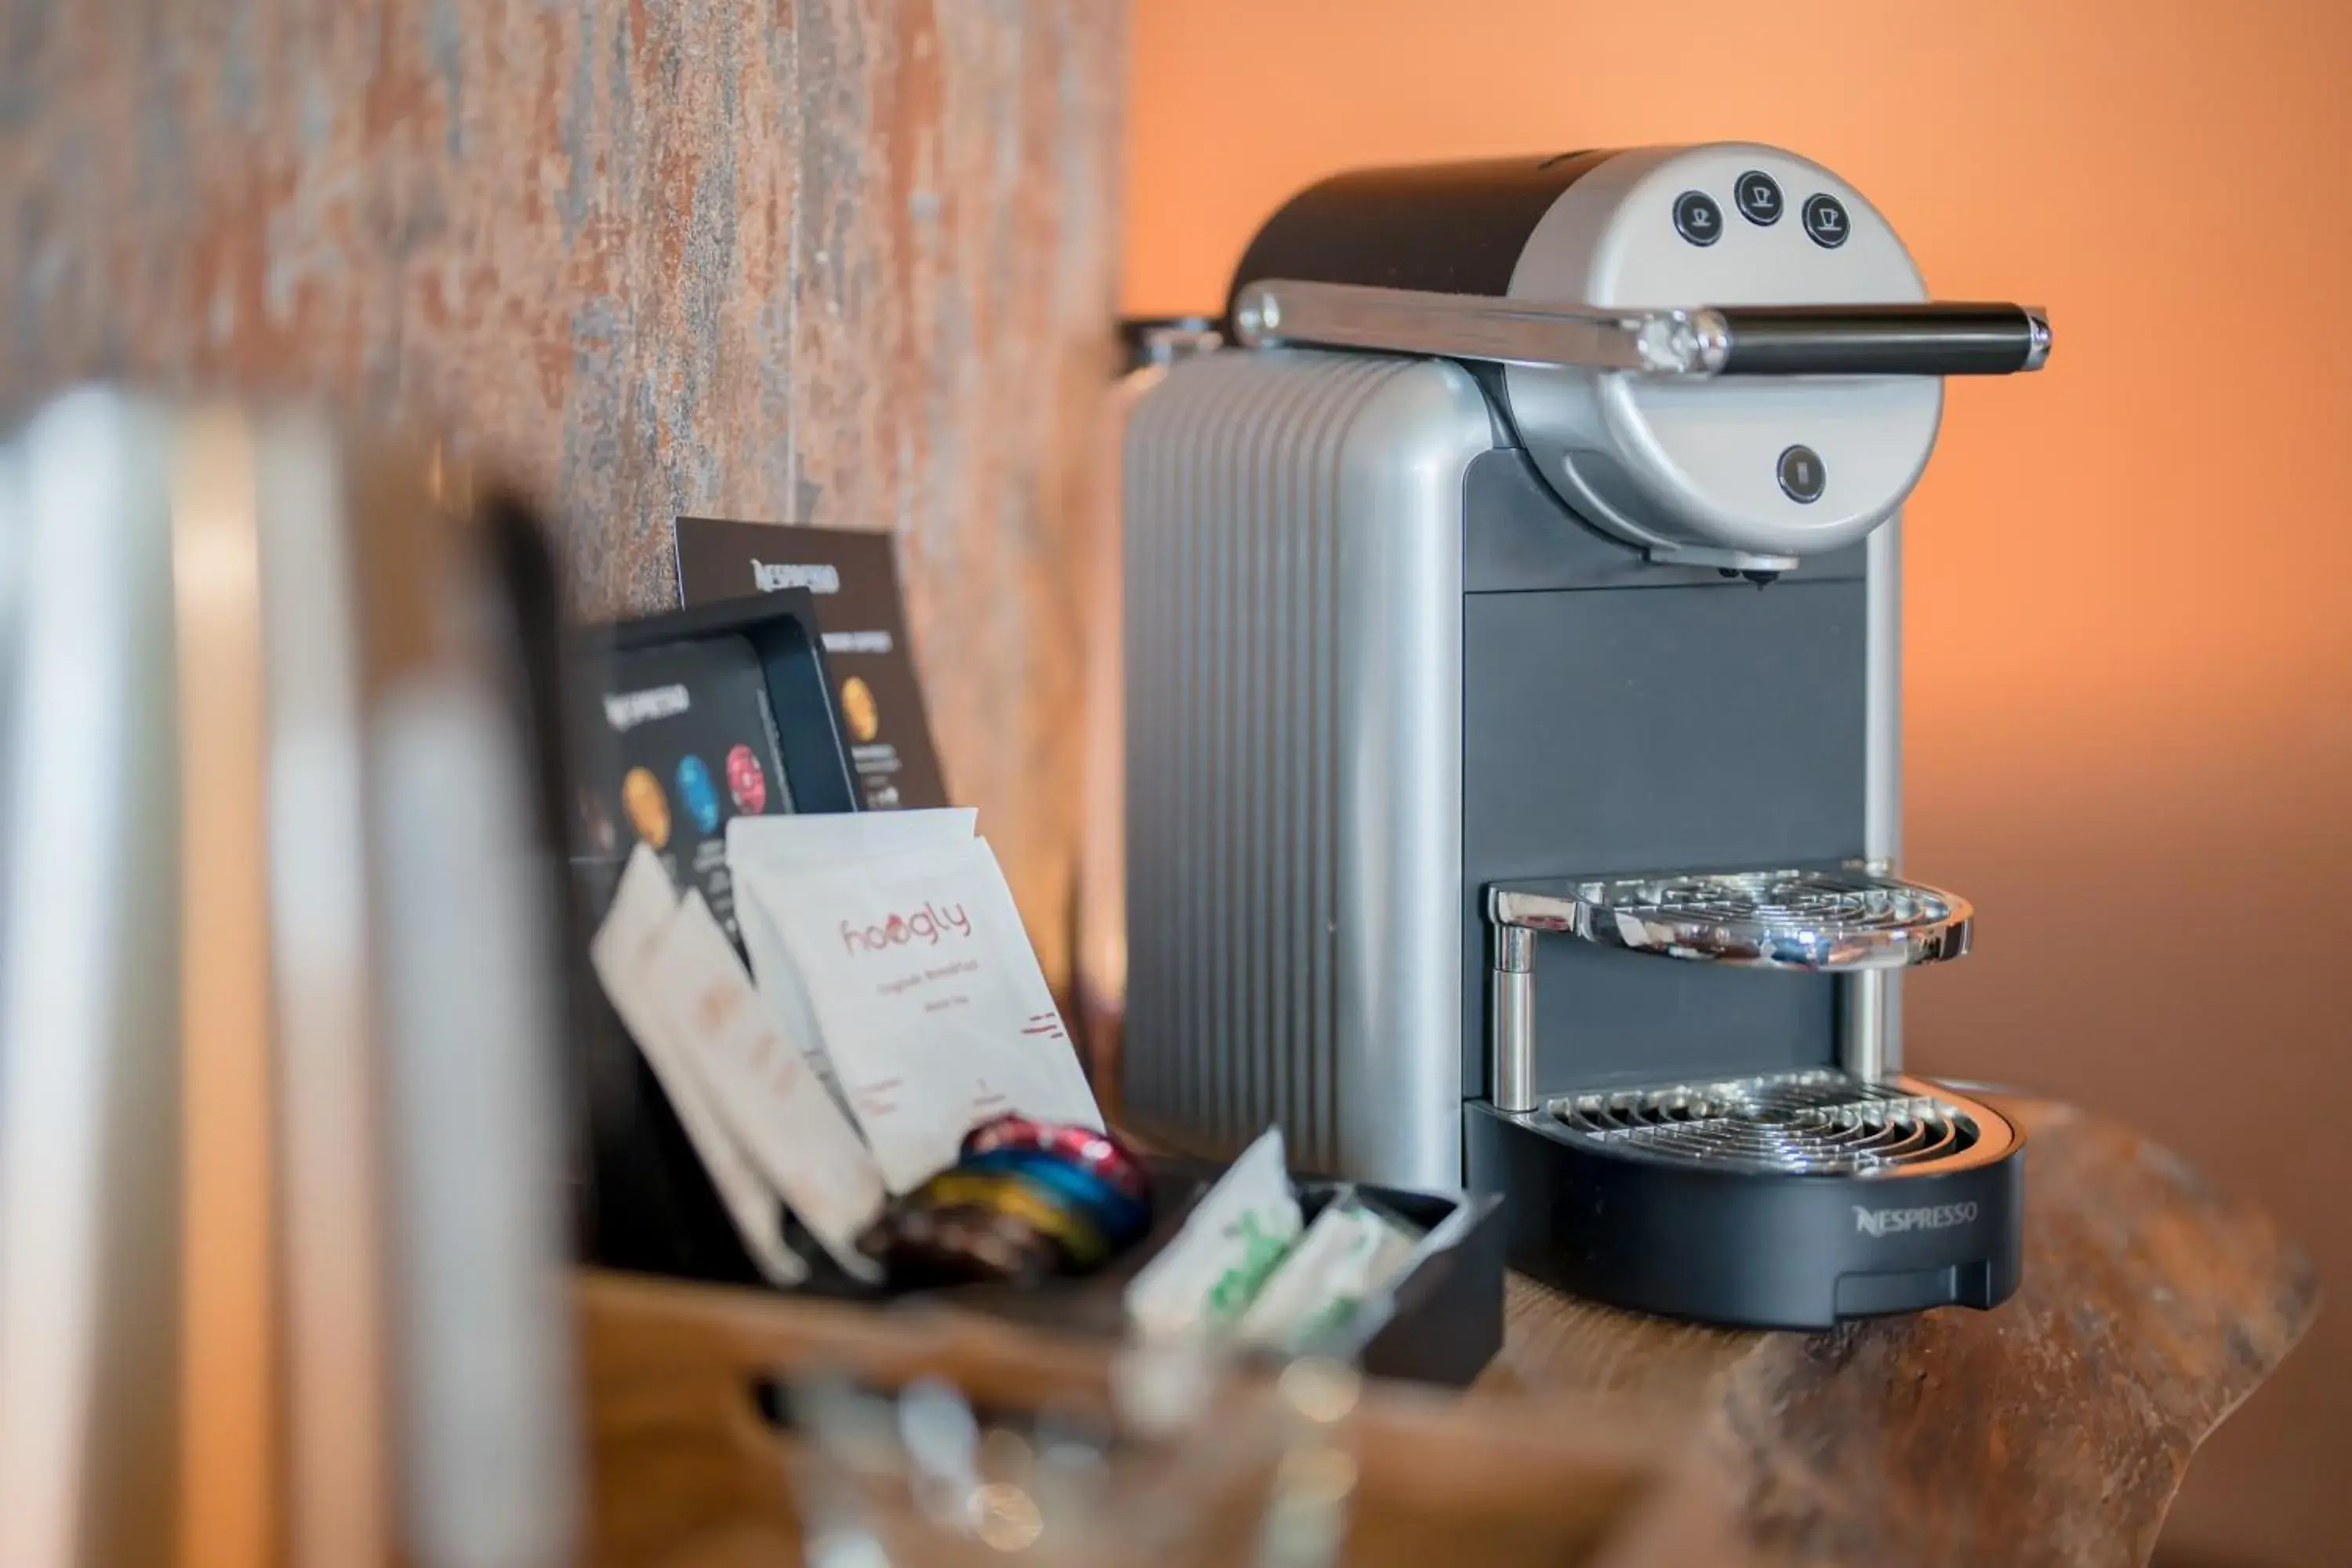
[582,1094,2313,1566]
[1470,1094,2321,1567]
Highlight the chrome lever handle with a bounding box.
[1232,280,2051,378]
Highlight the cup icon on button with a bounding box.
[1673,191,1724,247]
[1735,171,1783,225]
[1802,194,1849,249]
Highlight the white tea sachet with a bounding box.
[588,845,807,1287]
[728,808,979,1105]
[1234,1192,1423,1354]
[754,836,1102,1192]
[1124,1128,1303,1341]
[641,891,888,1279]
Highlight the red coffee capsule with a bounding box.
[961,1116,1149,1202]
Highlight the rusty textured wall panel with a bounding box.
[0,0,1127,983]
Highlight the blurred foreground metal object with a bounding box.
[0,390,582,1568]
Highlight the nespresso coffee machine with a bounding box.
[1120,143,2048,1328]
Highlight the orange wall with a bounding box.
[1127,2,2352,1562]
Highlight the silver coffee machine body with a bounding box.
[1120,143,2045,1327]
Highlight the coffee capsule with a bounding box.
[960,1145,1152,1247]
[961,1114,1150,1202]
[907,1170,1110,1270]
[863,1202,1060,1290]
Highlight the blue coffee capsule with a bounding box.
[962,1145,1152,1249]
[675,753,721,833]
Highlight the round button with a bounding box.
[1672,191,1724,247]
[1777,445,1827,503]
[1734,170,1783,225]
[1802,194,1850,249]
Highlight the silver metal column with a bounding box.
[1845,515,1905,1081]
[1491,925,1537,1114]
[1840,972,1890,1082]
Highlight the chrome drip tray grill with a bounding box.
[1547,1069,1989,1175]
[1491,864,1973,971]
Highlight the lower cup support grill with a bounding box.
[1551,1069,1984,1176]
[1465,1074,2024,1329]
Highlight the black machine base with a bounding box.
[1464,1090,2025,1331]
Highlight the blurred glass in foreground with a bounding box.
[0,389,582,1568]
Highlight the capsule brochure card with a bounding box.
[670,517,946,813]
[578,633,790,942]
[742,817,1102,1194]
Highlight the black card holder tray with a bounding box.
[922,1155,1507,1388]
[554,593,1502,1388]
[641,1152,1505,1390]
[558,590,862,1291]
[568,586,859,820]
[607,1147,1505,1392]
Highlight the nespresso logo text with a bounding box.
[604,683,690,731]
[752,558,841,595]
[1853,1201,1977,1238]
[840,901,973,955]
